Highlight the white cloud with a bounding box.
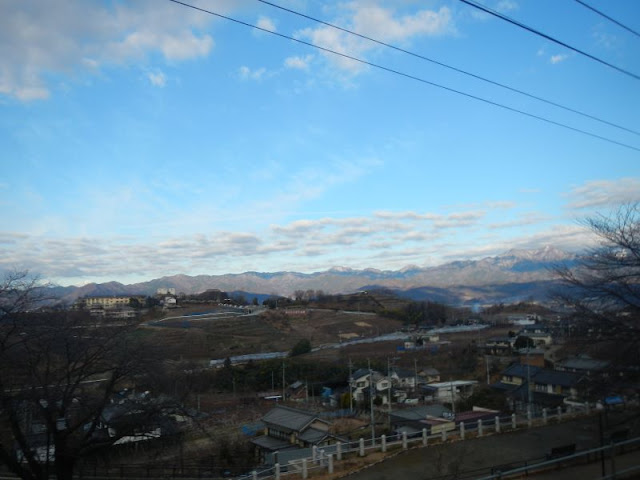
[550,53,568,64]
[285,55,314,70]
[0,0,217,101]
[496,1,518,12]
[256,16,277,33]
[593,30,618,49]
[296,4,453,74]
[238,66,267,81]
[566,178,640,209]
[148,71,166,87]
[1,202,597,285]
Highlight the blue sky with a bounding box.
[1,0,639,286]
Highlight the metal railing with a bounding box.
[247,406,600,480]
[476,436,640,479]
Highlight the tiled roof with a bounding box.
[556,355,609,372]
[262,406,324,432]
[392,368,416,378]
[351,368,371,381]
[251,436,294,451]
[298,427,329,444]
[507,384,565,407]
[390,405,451,421]
[533,369,582,387]
[490,381,520,392]
[502,363,541,378]
[455,410,499,423]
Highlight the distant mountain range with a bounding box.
[50,246,577,306]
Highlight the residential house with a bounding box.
[390,368,419,390]
[532,370,583,399]
[390,404,452,435]
[555,354,609,376]
[419,367,441,383]
[420,380,477,403]
[350,369,392,404]
[251,406,339,464]
[454,407,500,429]
[492,363,584,413]
[484,336,516,355]
[518,326,553,346]
[287,381,307,402]
[491,364,541,392]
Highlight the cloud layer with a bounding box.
[0,0,219,100]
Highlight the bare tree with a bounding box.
[0,271,178,480]
[554,203,640,318]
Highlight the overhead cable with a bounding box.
[258,0,639,137]
[573,0,640,39]
[459,0,640,81]
[166,0,640,153]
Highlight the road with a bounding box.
[345,411,640,480]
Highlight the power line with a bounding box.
[573,0,640,39]
[459,0,640,81]
[166,0,640,153]
[258,0,640,137]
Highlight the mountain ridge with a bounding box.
[49,246,576,305]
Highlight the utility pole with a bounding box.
[526,348,533,413]
[282,361,286,403]
[387,358,392,428]
[486,355,491,385]
[349,358,354,413]
[449,377,456,415]
[368,359,375,444]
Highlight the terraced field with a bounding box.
[139,305,403,364]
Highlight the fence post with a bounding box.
[359,437,365,457]
[381,434,387,453]
[275,463,281,480]
[422,428,428,447]
[441,429,447,442]
[320,449,325,467]
[478,419,483,437]
[402,431,408,450]
[337,441,342,461]
[328,454,334,475]
[527,409,532,428]
[543,408,548,425]
[252,470,258,480]
[495,416,501,433]
[511,413,517,429]
[557,406,563,421]
[312,445,318,463]
[460,421,465,440]
[302,459,308,480]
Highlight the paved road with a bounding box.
[345,411,640,480]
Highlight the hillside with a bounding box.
[50,246,575,306]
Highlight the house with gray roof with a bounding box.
[390,404,454,435]
[491,364,541,392]
[532,370,584,398]
[492,363,585,413]
[251,405,339,461]
[349,369,392,404]
[555,354,610,376]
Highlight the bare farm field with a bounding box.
[139,306,404,363]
